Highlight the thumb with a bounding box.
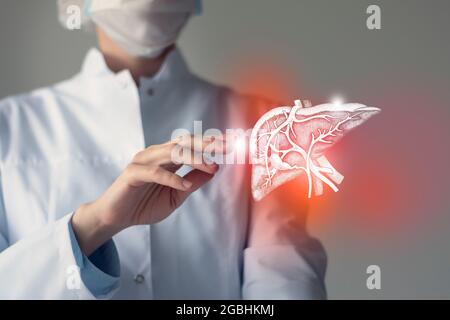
[176,168,217,203]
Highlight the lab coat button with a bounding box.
[134,274,145,284]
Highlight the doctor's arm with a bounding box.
[0,135,220,299]
[0,170,120,299]
[242,178,328,299]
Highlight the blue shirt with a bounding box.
[67,218,120,298]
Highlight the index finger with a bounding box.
[173,134,230,155]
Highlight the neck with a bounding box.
[96,27,173,84]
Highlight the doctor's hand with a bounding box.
[72,135,222,256]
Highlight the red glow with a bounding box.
[224,53,450,244]
[227,53,299,103]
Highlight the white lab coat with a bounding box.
[0,48,326,299]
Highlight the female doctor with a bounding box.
[0,0,327,299]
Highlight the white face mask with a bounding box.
[87,0,197,58]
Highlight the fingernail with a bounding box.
[183,180,193,189]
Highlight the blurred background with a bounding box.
[1,0,450,299]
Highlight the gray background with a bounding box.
[1,0,450,299]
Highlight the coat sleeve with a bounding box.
[237,96,328,299]
[0,171,120,300]
[242,186,327,299]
